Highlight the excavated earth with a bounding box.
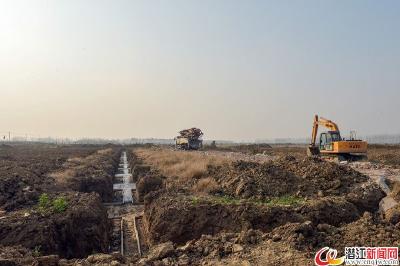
[209,156,381,205]
[1,145,399,265]
[0,192,110,259]
[0,144,122,264]
[138,212,400,265]
[0,144,100,211]
[134,152,393,265]
[52,147,121,201]
[141,156,384,245]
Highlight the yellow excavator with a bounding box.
[307,115,367,161]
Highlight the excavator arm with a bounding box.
[310,115,339,146]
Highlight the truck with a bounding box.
[175,128,203,150]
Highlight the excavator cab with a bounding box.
[319,131,341,151]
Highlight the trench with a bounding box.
[350,161,400,212]
[105,151,145,258]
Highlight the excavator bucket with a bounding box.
[307,145,320,157]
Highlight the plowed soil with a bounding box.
[0,144,121,261]
[0,144,100,211]
[0,192,110,259]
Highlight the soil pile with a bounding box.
[0,192,110,259]
[325,212,400,251]
[0,145,99,211]
[0,246,126,266]
[210,156,380,203]
[143,191,306,245]
[50,148,122,202]
[142,190,370,246]
[138,229,264,265]
[262,211,400,259]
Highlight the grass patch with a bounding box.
[191,197,202,205]
[38,193,68,214]
[38,193,51,214]
[265,195,305,206]
[190,195,242,206]
[53,197,68,213]
[190,195,304,207]
[211,195,242,205]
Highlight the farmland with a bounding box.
[0,143,400,265]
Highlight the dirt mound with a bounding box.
[136,175,164,202]
[138,229,264,265]
[0,245,34,265]
[390,181,400,201]
[265,212,400,258]
[299,197,360,226]
[210,160,299,199]
[138,227,312,266]
[0,192,111,259]
[142,190,367,246]
[325,212,400,251]
[55,148,121,202]
[0,246,126,266]
[0,145,100,211]
[210,156,375,201]
[143,191,304,245]
[0,167,44,212]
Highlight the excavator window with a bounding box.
[320,133,327,150]
[320,133,336,151]
[326,133,332,144]
[331,132,341,142]
[325,134,333,150]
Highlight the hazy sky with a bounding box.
[1,0,399,141]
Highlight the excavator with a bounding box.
[307,115,367,161]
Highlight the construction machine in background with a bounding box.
[307,115,367,161]
[175,128,203,150]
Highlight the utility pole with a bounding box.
[8,132,10,142]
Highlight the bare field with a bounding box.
[368,144,400,167]
[1,143,400,265]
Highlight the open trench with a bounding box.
[105,151,146,258]
[350,161,400,212]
